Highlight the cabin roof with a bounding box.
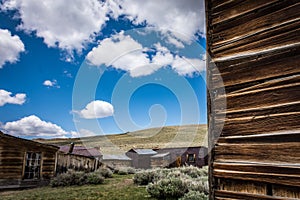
[151,152,170,158]
[102,154,132,160]
[130,148,157,155]
[59,145,102,157]
[0,131,59,150]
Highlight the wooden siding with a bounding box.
[56,152,101,174]
[155,147,208,168]
[206,0,300,199]
[102,159,132,168]
[0,133,58,189]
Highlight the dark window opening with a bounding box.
[187,154,196,163]
[267,184,273,196]
[24,152,41,179]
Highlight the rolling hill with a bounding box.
[36,124,207,154]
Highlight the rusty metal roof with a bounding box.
[59,145,102,157]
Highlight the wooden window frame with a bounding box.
[23,152,42,180]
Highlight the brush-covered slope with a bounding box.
[36,124,207,154]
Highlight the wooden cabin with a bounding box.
[126,149,157,169]
[0,131,59,189]
[102,154,133,168]
[56,144,102,173]
[206,0,300,199]
[150,152,170,168]
[155,146,208,168]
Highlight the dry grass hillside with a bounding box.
[36,124,207,154]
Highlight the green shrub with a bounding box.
[133,169,158,185]
[185,178,209,194]
[96,167,113,178]
[86,172,105,184]
[114,166,136,175]
[126,167,136,174]
[146,177,188,199]
[50,171,104,187]
[179,191,208,200]
[133,166,209,198]
[179,166,207,178]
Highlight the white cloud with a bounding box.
[77,100,114,119]
[87,31,144,66]
[172,55,206,76]
[0,89,26,106]
[2,115,68,138]
[86,31,153,77]
[1,0,109,58]
[87,34,205,77]
[0,29,25,68]
[43,79,60,88]
[108,0,205,42]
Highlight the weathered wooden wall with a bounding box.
[156,147,208,168]
[0,133,58,189]
[206,0,300,199]
[56,152,101,174]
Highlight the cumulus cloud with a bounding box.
[77,100,114,119]
[1,115,69,138]
[43,79,60,88]
[0,29,25,68]
[86,31,154,77]
[0,89,26,106]
[1,0,109,58]
[108,0,205,42]
[87,33,205,77]
[172,55,206,76]
[87,31,144,66]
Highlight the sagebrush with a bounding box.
[134,166,208,199]
[50,170,104,187]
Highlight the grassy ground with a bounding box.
[0,174,155,200]
[36,124,208,154]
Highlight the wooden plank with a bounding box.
[212,24,300,59]
[211,1,300,47]
[211,0,279,25]
[215,143,300,164]
[217,112,300,137]
[218,131,300,144]
[214,162,300,176]
[211,47,300,90]
[273,184,300,199]
[214,170,300,186]
[215,190,291,200]
[216,83,300,112]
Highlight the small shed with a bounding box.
[56,144,102,173]
[150,152,170,168]
[102,154,132,168]
[155,146,208,168]
[126,149,157,169]
[0,131,59,190]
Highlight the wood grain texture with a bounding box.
[206,0,300,199]
[0,132,58,189]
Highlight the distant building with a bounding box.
[155,146,208,168]
[102,154,132,168]
[58,144,102,159]
[56,144,102,173]
[150,152,171,168]
[126,149,157,169]
[0,131,59,190]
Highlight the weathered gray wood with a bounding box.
[206,0,300,199]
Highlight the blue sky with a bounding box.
[0,0,206,139]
